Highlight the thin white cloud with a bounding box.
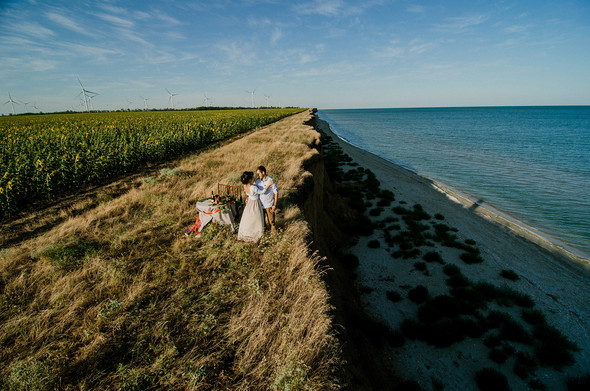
[271,27,283,44]
[296,0,346,17]
[46,11,95,37]
[217,41,257,66]
[410,42,435,54]
[407,5,426,13]
[154,12,182,26]
[134,11,151,20]
[299,54,314,64]
[293,61,356,77]
[116,28,152,47]
[99,4,127,15]
[248,17,272,27]
[503,24,529,34]
[1,56,57,72]
[434,14,488,33]
[96,13,134,28]
[59,42,122,61]
[15,21,55,39]
[375,45,404,58]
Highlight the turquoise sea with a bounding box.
[318,107,590,259]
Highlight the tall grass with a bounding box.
[0,110,340,390]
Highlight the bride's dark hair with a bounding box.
[240,171,254,184]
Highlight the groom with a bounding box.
[256,165,278,233]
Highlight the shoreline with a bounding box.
[316,115,590,389]
[318,114,590,269]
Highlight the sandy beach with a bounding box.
[317,117,590,390]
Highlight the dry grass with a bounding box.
[0,110,340,390]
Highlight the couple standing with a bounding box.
[237,166,278,242]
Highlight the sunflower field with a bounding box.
[0,108,303,218]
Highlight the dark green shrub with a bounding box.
[486,311,512,328]
[376,198,392,207]
[343,214,374,236]
[393,206,411,215]
[423,251,444,264]
[449,286,487,311]
[421,319,462,347]
[434,213,445,220]
[411,204,431,220]
[500,287,535,308]
[521,309,547,327]
[408,285,429,304]
[343,168,364,181]
[514,352,538,379]
[401,318,422,340]
[473,282,500,302]
[392,248,421,259]
[379,189,395,202]
[413,262,427,272]
[533,324,579,369]
[475,368,511,391]
[369,207,384,216]
[446,274,470,289]
[465,239,477,246]
[460,251,484,264]
[489,347,510,364]
[443,264,461,276]
[528,379,547,390]
[483,333,502,348]
[417,295,462,323]
[386,290,402,303]
[500,269,520,281]
[499,318,533,344]
[368,239,380,248]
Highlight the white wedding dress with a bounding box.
[237,184,265,242]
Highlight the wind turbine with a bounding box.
[203,94,211,107]
[246,88,256,107]
[264,94,271,108]
[88,94,98,111]
[126,99,133,111]
[166,88,178,109]
[4,92,20,115]
[77,76,98,112]
[140,96,149,110]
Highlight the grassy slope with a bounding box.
[0,110,341,390]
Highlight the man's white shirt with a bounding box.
[256,176,278,209]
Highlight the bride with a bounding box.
[237,171,273,242]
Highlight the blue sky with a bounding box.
[1,0,589,114]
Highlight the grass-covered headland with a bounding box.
[0,110,341,390]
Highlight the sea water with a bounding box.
[318,107,590,259]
